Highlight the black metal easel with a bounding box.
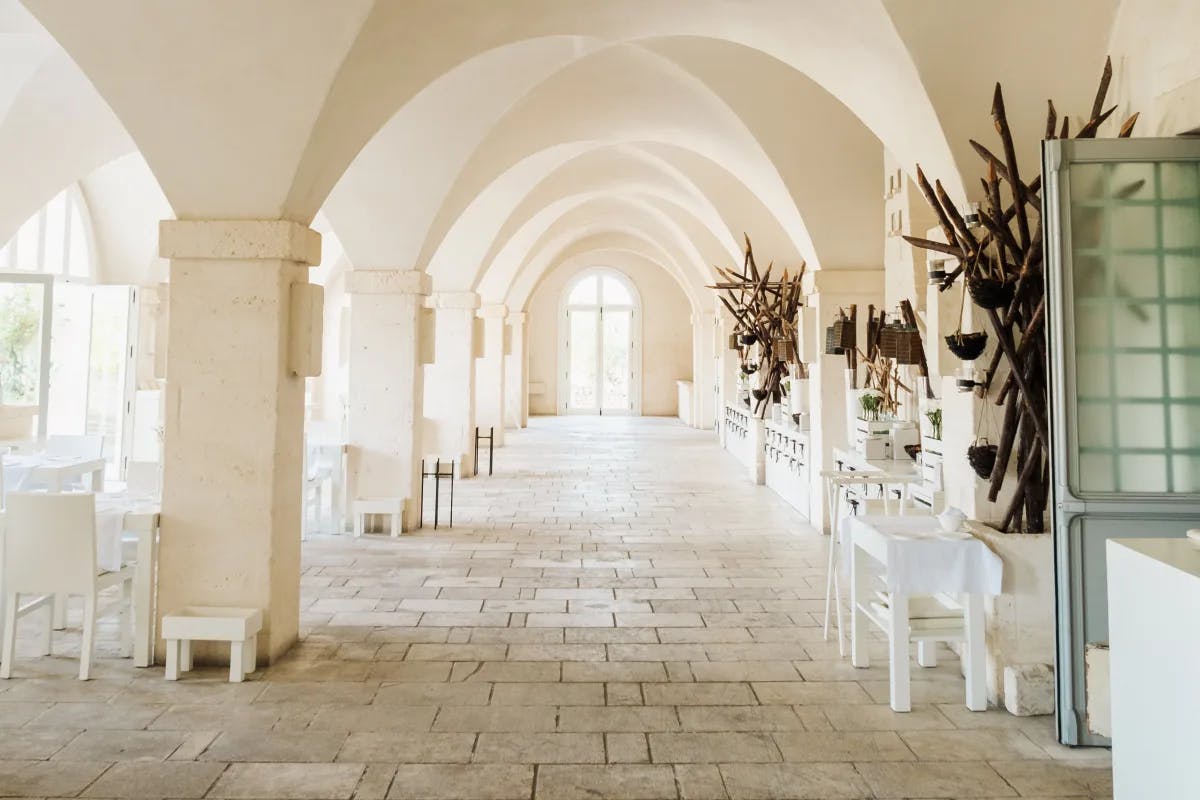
[474,426,494,476]
[420,458,455,529]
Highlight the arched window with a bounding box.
[560,269,641,415]
[0,186,93,278]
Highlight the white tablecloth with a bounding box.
[843,514,1003,596]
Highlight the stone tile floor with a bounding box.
[0,416,1112,798]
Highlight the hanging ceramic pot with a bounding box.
[945,331,988,361]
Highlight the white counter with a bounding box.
[1107,538,1200,800]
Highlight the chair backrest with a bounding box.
[44,435,104,460]
[124,460,161,496]
[2,492,96,594]
[305,443,340,480]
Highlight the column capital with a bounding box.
[507,312,527,326]
[478,303,508,319]
[346,269,431,296]
[159,219,321,265]
[429,291,480,310]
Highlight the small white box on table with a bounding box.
[161,606,262,683]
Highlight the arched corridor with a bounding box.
[3,418,1110,798]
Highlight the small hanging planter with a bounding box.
[727,333,740,351]
[773,335,796,363]
[967,275,1015,310]
[967,438,999,480]
[751,388,769,401]
[945,331,988,361]
[739,333,759,346]
[824,326,843,355]
[825,310,855,355]
[740,362,759,375]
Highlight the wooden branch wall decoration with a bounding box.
[902,56,1138,533]
[708,235,807,419]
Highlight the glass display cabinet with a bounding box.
[1044,137,1200,745]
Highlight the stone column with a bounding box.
[346,269,429,531]
[504,312,527,429]
[428,291,479,476]
[691,310,717,430]
[802,268,884,532]
[157,219,319,664]
[475,303,507,446]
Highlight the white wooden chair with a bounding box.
[44,435,104,460]
[302,443,342,539]
[819,469,922,656]
[0,492,134,680]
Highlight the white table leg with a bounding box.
[850,540,871,669]
[180,639,192,672]
[91,466,104,493]
[963,592,987,711]
[917,641,938,668]
[888,591,911,712]
[133,526,158,667]
[52,594,66,630]
[243,634,257,675]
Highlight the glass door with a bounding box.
[0,273,52,440]
[1044,137,1200,745]
[601,308,632,414]
[563,272,638,415]
[567,308,599,413]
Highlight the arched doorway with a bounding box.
[559,269,641,415]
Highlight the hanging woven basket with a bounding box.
[945,331,988,361]
[738,333,759,346]
[967,438,999,480]
[751,388,769,401]
[727,333,740,351]
[967,276,1015,310]
[831,317,855,350]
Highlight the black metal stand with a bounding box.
[474,426,494,477]
[420,458,455,529]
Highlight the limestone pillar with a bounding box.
[475,303,507,446]
[691,310,717,430]
[157,219,320,664]
[802,269,884,532]
[504,312,527,429]
[346,269,429,531]
[428,291,479,476]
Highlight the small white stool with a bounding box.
[352,497,404,538]
[161,606,263,683]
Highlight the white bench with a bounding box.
[161,606,262,682]
[351,497,404,538]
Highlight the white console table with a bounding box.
[1107,538,1200,800]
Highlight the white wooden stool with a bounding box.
[351,497,404,538]
[161,606,262,683]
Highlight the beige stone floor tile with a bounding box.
[81,761,227,798]
[337,732,475,763]
[856,761,1018,798]
[0,760,110,797]
[674,763,730,799]
[374,682,492,706]
[605,682,645,705]
[820,703,956,731]
[352,763,398,800]
[988,758,1114,797]
[404,644,506,662]
[0,701,51,727]
[607,643,708,661]
[27,702,165,730]
[387,764,534,799]
[649,732,782,763]
[490,681,603,706]
[200,730,348,762]
[366,661,454,682]
[900,728,1050,761]
[52,729,187,761]
[557,706,681,732]
[451,661,559,682]
[466,627,563,644]
[643,682,757,706]
[418,612,512,628]
[526,612,614,628]
[506,644,606,661]
[676,705,805,732]
[719,762,874,799]
[750,681,874,705]
[534,764,677,799]
[772,730,915,761]
[0,727,80,759]
[306,705,439,732]
[253,681,377,706]
[565,627,660,644]
[607,732,650,763]
[208,762,365,799]
[474,732,605,763]
[689,661,801,682]
[563,662,668,683]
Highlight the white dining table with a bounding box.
[0,493,160,668]
[2,454,106,493]
[844,514,1002,712]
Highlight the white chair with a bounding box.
[302,443,342,539]
[0,492,134,680]
[820,469,921,656]
[44,435,104,460]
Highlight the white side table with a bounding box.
[161,606,262,683]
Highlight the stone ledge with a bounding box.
[346,269,431,296]
[159,220,321,265]
[478,303,508,319]
[429,291,481,310]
